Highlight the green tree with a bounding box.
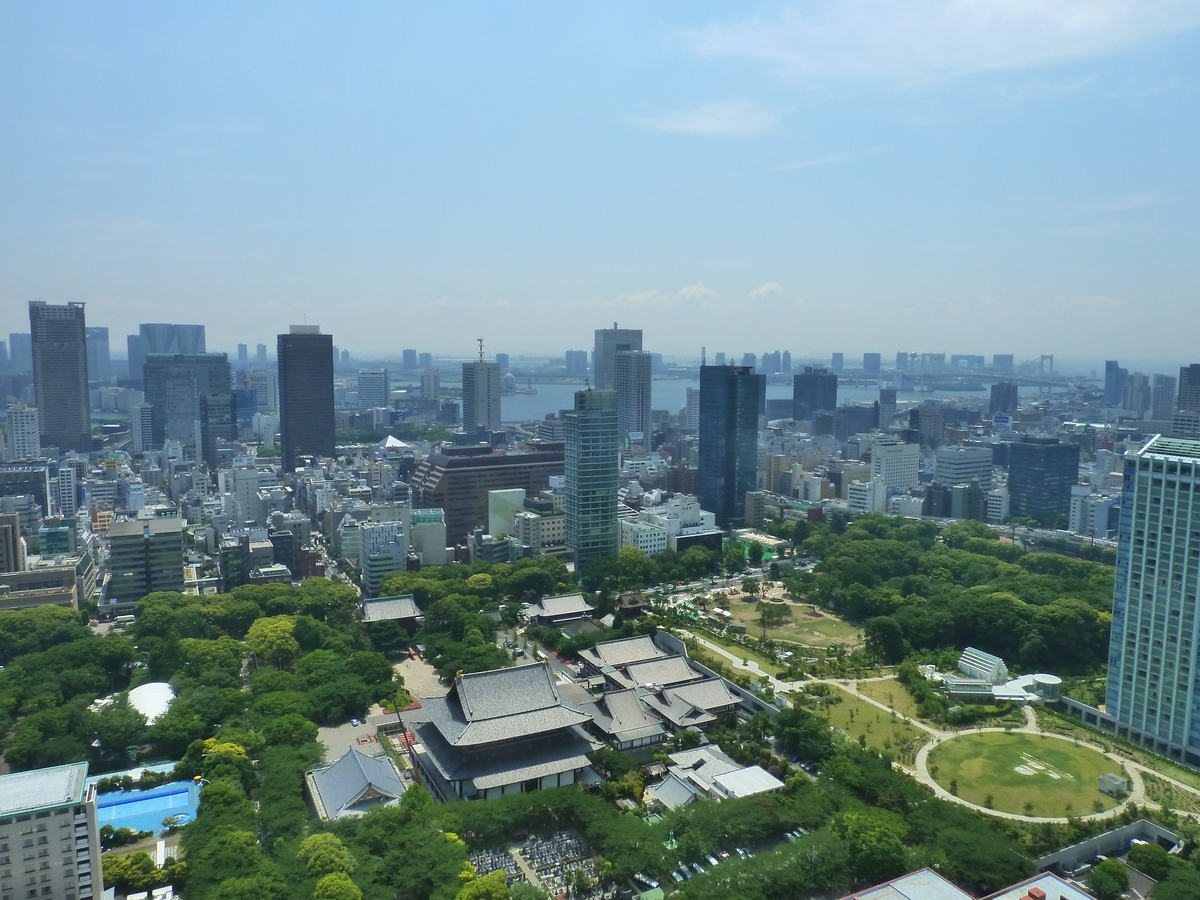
[264,713,319,746]
[1153,867,1200,900]
[724,545,746,574]
[831,810,910,884]
[87,696,148,752]
[455,871,510,900]
[247,616,299,668]
[748,541,765,566]
[314,872,363,900]
[298,833,357,878]
[1086,858,1129,900]
[1128,842,1173,881]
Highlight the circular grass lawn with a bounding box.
[927,731,1123,817]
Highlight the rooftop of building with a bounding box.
[0,762,89,817]
[1138,434,1200,461]
[362,594,423,622]
[107,517,184,537]
[308,747,406,819]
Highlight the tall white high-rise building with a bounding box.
[462,359,501,434]
[565,389,618,565]
[685,387,701,430]
[6,403,41,459]
[130,404,154,456]
[1105,435,1200,765]
[248,368,279,412]
[871,439,920,491]
[57,465,78,517]
[593,325,642,391]
[613,349,652,441]
[1152,374,1178,421]
[357,368,389,408]
[421,368,441,402]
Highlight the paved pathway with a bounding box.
[677,628,1200,825]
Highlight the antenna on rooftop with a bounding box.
[477,338,485,363]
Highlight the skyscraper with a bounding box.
[1179,364,1200,412]
[358,368,390,408]
[564,389,618,565]
[495,352,510,372]
[877,388,897,429]
[613,349,652,441]
[989,381,1020,416]
[29,301,91,452]
[1105,435,1200,765]
[593,325,642,390]
[237,343,249,366]
[7,333,32,375]
[1152,374,1178,421]
[126,323,206,388]
[564,350,589,376]
[85,326,110,384]
[402,348,418,370]
[698,365,763,527]
[142,353,234,469]
[1008,437,1081,522]
[831,352,844,373]
[792,366,838,421]
[862,352,881,377]
[462,358,501,434]
[256,343,268,366]
[1104,360,1128,407]
[278,326,335,470]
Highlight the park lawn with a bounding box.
[928,731,1123,818]
[725,599,862,648]
[855,678,925,721]
[814,686,929,763]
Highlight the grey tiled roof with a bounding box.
[422,663,592,747]
[641,677,740,728]
[646,772,698,810]
[412,720,596,791]
[585,689,668,742]
[308,748,405,819]
[578,635,667,669]
[622,657,703,688]
[522,593,594,619]
[362,594,422,622]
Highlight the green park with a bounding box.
[927,731,1123,817]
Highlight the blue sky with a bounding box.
[2,2,1199,364]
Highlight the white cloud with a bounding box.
[636,99,779,135]
[686,1,1200,85]
[747,281,784,300]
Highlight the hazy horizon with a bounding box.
[3,3,1199,358]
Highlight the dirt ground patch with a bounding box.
[394,655,449,700]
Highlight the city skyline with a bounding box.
[2,4,1199,358]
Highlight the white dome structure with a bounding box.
[128,682,175,725]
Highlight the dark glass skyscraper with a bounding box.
[278,326,335,470]
[699,365,763,527]
[1104,360,1128,407]
[1008,436,1081,523]
[143,353,234,469]
[29,301,91,452]
[792,366,838,421]
[989,381,1020,416]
